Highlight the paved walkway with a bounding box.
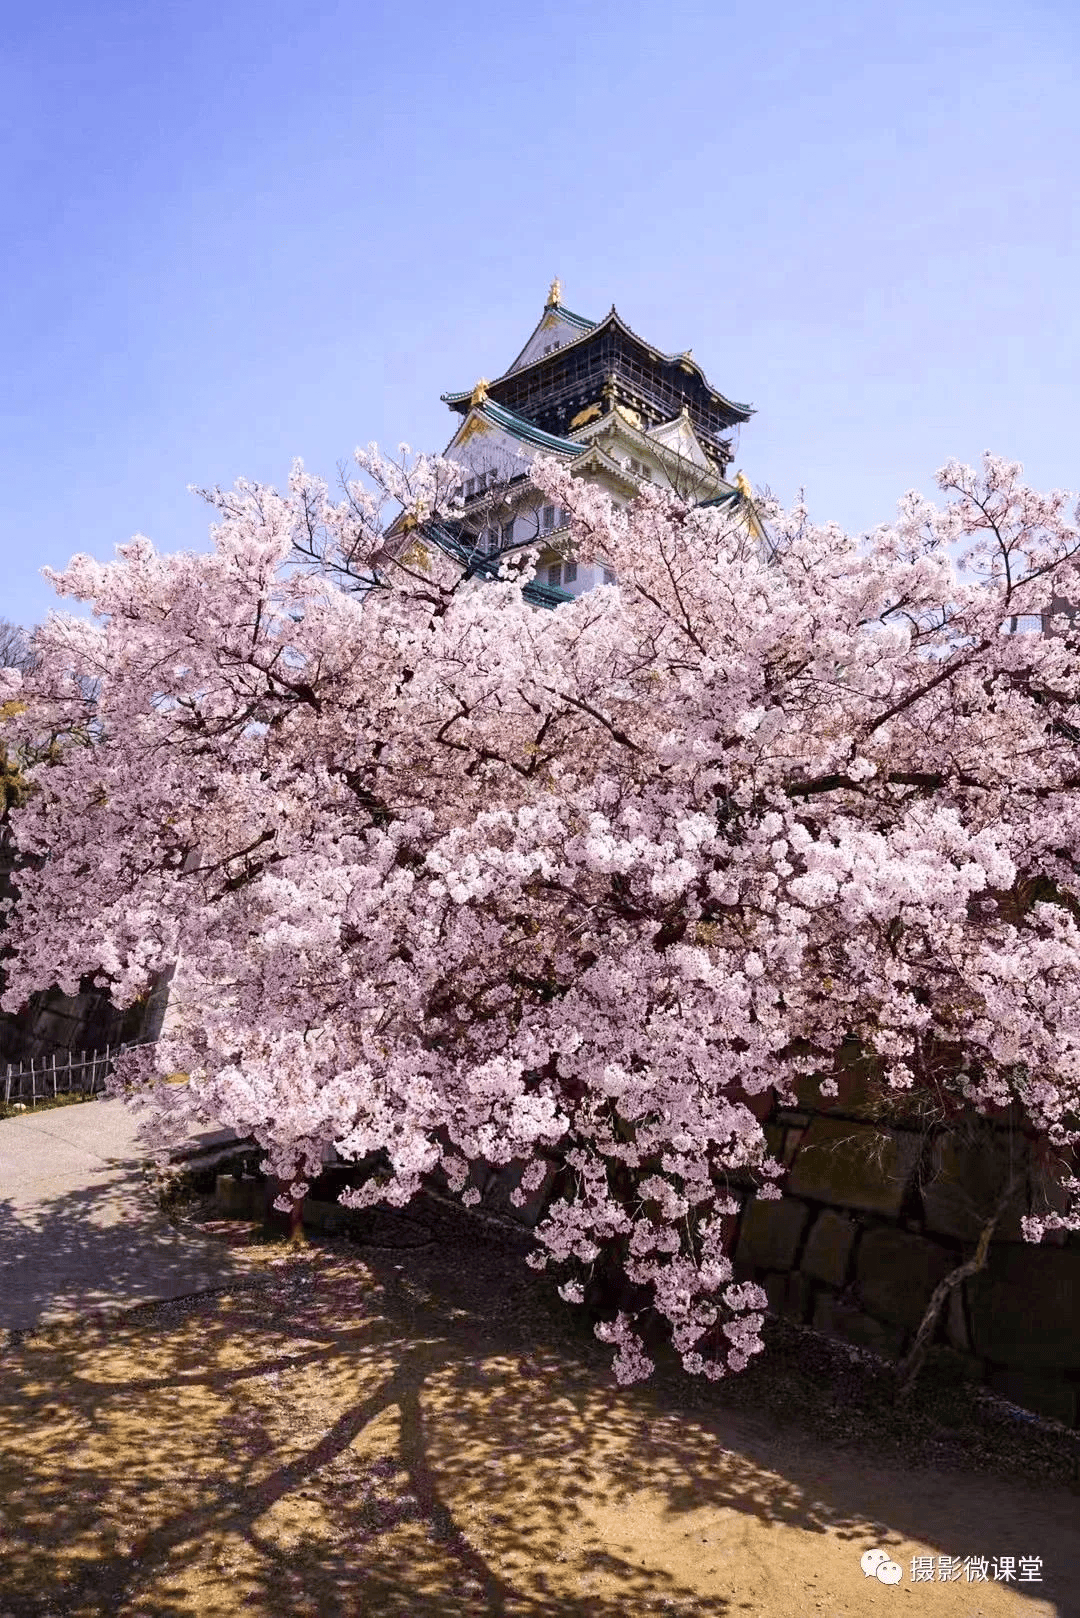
[0,1097,254,1332]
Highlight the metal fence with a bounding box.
[2,1043,147,1107]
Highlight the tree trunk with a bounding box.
[893,1174,1019,1401]
[265,1173,308,1246]
[288,1183,307,1246]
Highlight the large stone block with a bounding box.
[30,1009,80,1045]
[988,1368,1077,1427]
[920,1134,1029,1242]
[946,1286,970,1353]
[479,1160,560,1227]
[302,1198,347,1233]
[812,1292,905,1359]
[794,1042,881,1116]
[40,990,82,1019]
[1029,1148,1080,1233]
[967,1244,1080,1369]
[764,1269,814,1323]
[736,1195,809,1272]
[801,1209,857,1287]
[763,1123,784,1162]
[925,1345,986,1385]
[215,1174,262,1217]
[781,1128,807,1167]
[855,1227,955,1331]
[787,1118,920,1215]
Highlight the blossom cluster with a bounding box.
[3,447,1080,1383]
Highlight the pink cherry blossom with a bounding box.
[3,446,1079,1383]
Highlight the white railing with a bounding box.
[2,1042,151,1107]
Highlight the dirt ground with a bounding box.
[0,1195,1077,1618]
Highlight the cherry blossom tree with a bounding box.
[2,448,1079,1385]
[0,619,40,677]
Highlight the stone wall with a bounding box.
[0,832,172,1065]
[435,1070,1080,1428]
[0,975,172,1067]
[729,1096,1080,1428]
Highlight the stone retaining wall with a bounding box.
[0,979,170,1067]
[0,840,172,1065]
[430,1089,1080,1427]
[729,1100,1080,1428]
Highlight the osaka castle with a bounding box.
[402,281,758,607]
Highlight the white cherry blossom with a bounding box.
[3,448,1080,1383]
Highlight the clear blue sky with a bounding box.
[3,0,1077,629]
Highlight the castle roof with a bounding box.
[421,517,574,608]
[442,297,751,476]
[452,394,585,458]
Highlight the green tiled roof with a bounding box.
[697,484,768,543]
[545,303,597,333]
[481,397,584,455]
[523,578,575,609]
[697,488,745,510]
[441,396,585,457]
[419,520,573,610]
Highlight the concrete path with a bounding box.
[0,1097,254,1332]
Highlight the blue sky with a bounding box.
[3,0,1077,629]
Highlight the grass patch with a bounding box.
[0,1085,102,1121]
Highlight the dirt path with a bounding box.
[0,1098,252,1330]
[0,1200,1076,1617]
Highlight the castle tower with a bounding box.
[422,284,756,603]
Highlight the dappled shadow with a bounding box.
[0,1194,1075,1616]
[0,1157,253,1330]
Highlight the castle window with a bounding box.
[547,562,563,587]
[541,505,556,532]
[563,561,578,584]
[603,567,616,585]
[501,520,516,547]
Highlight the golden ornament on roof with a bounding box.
[470,377,490,406]
[547,277,562,307]
[734,470,753,500]
[570,401,603,429]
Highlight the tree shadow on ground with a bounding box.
[0,1136,252,1331]
[0,1189,1076,1618]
